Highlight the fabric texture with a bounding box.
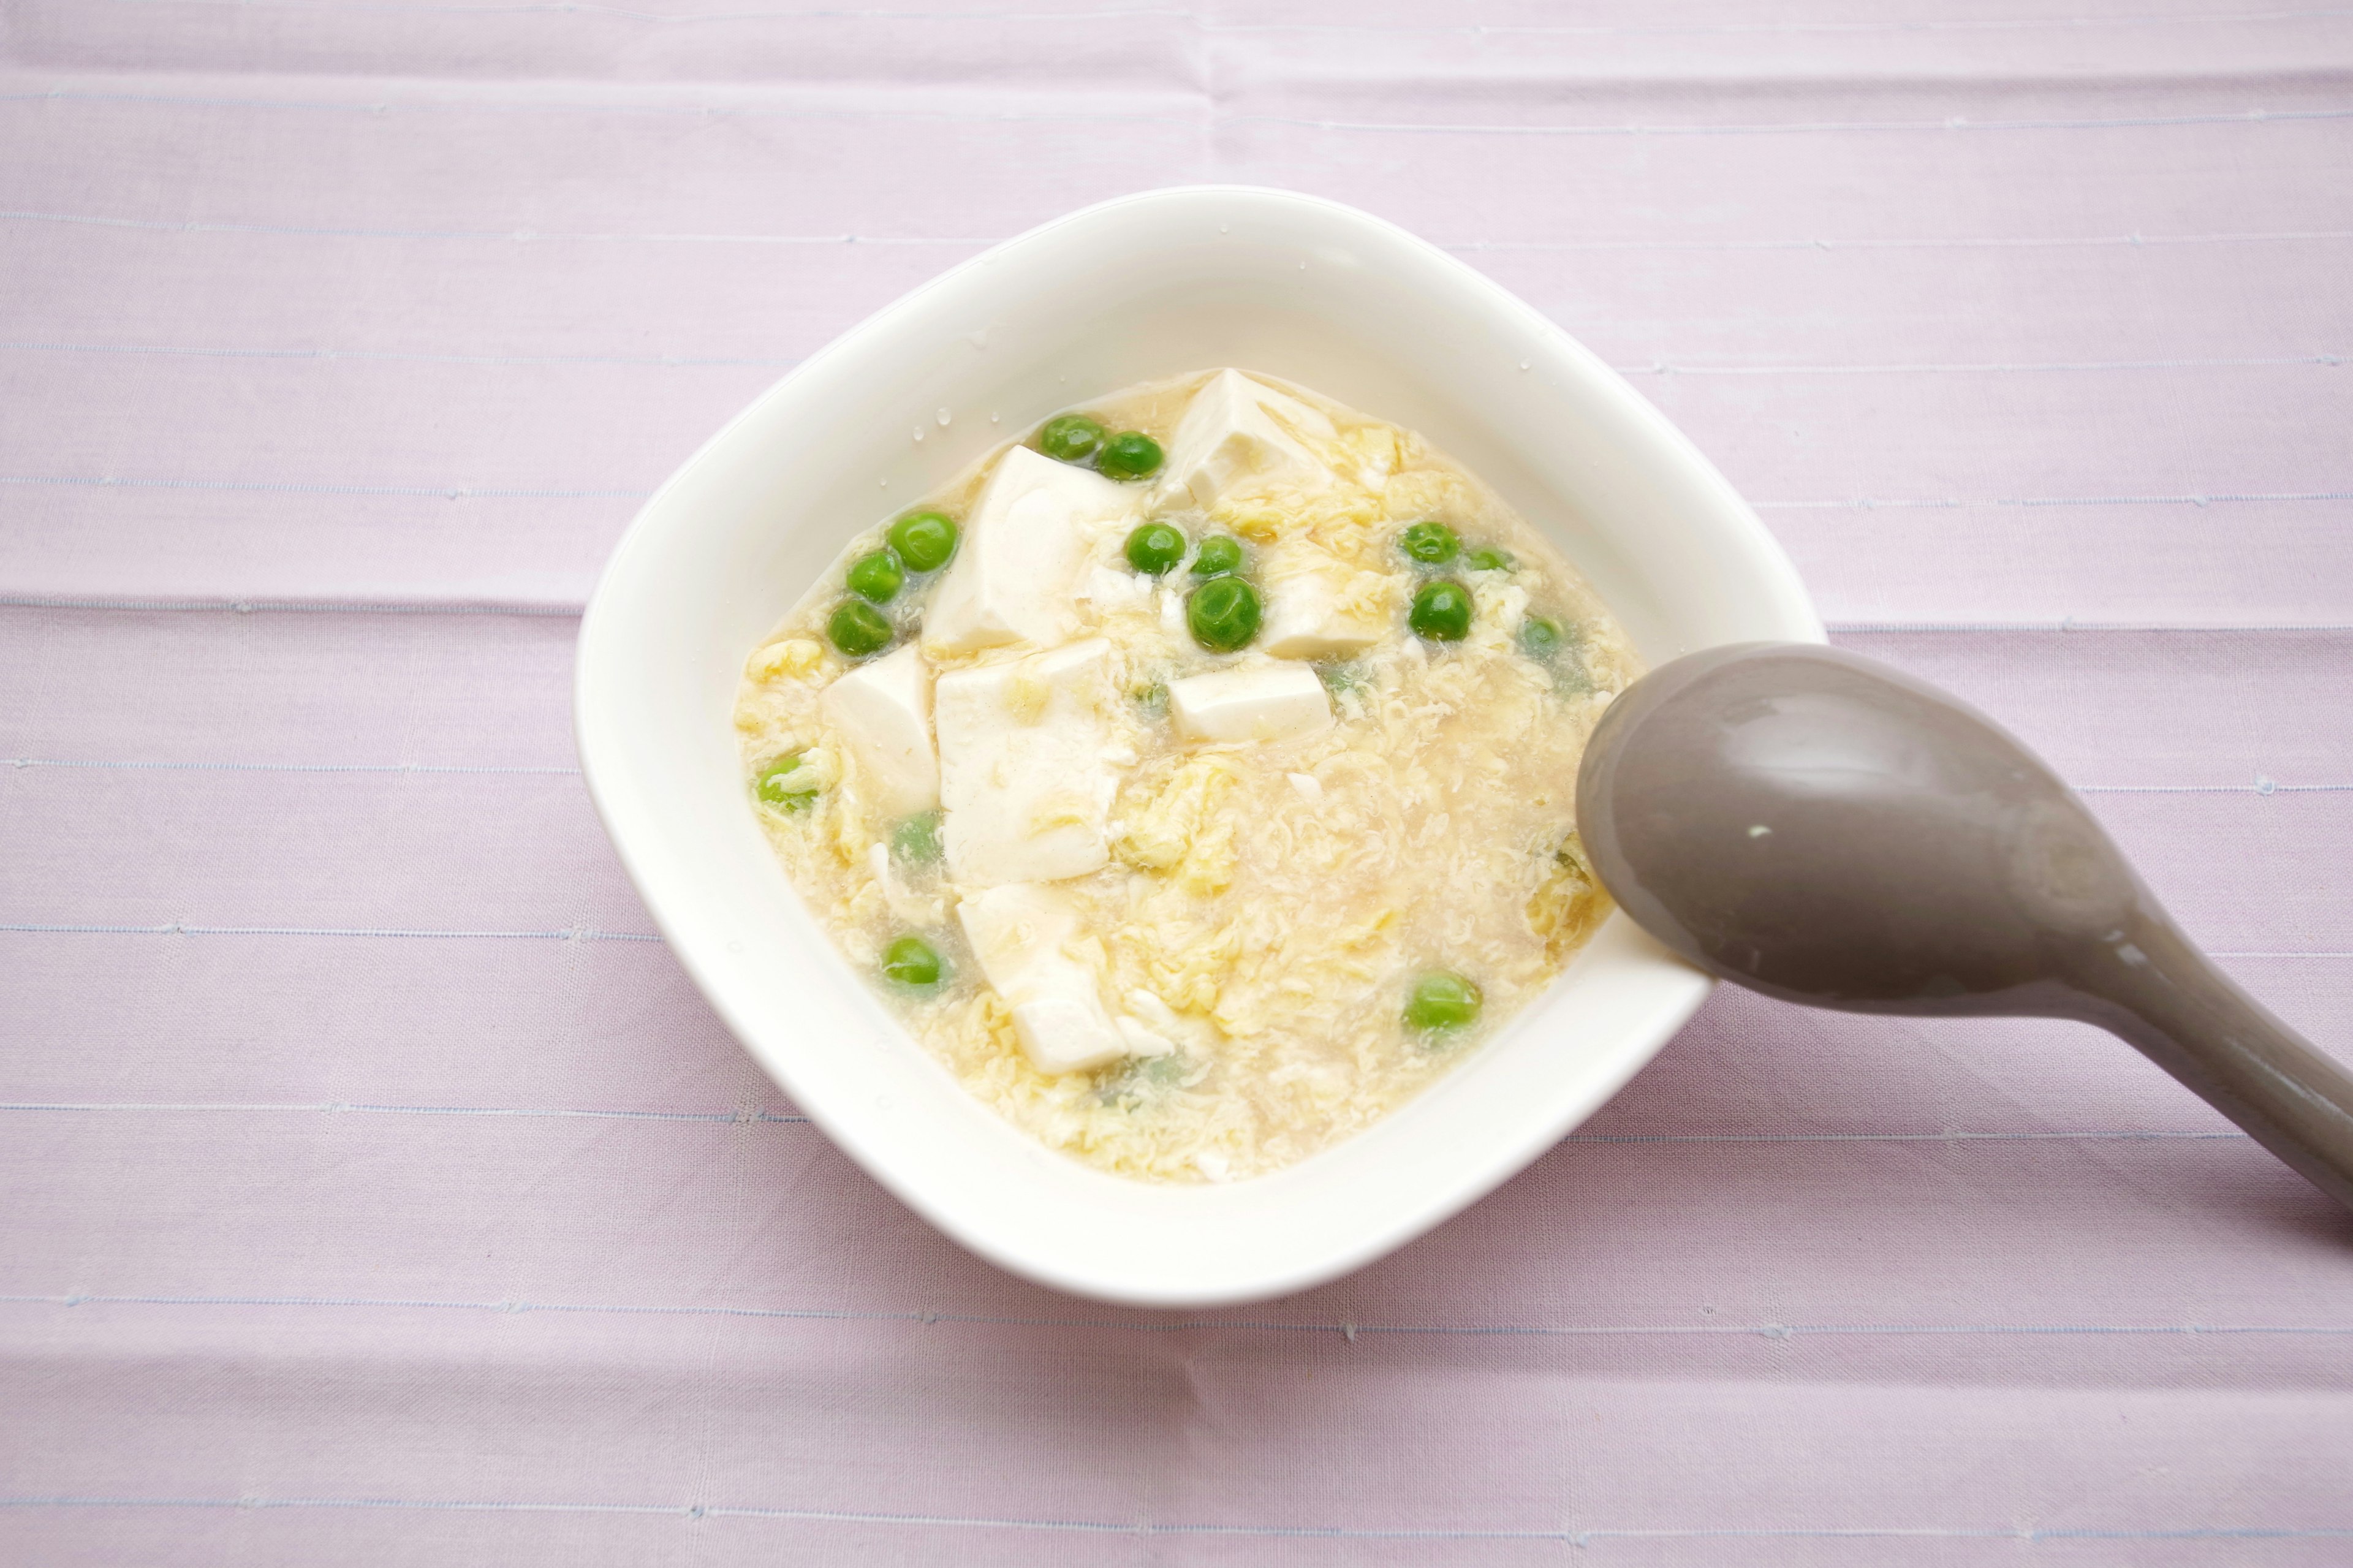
[3,2,2351,1561]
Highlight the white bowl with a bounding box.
[575,186,1822,1307]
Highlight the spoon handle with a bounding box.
[2074,912,2353,1211]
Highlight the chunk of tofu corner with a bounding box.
[936,637,1119,886]
[956,882,1128,1074]
[925,445,1137,656]
[1009,997,1129,1076]
[1169,663,1333,744]
[819,643,938,819]
[1259,543,1390,661]
[1160,369,1338,509]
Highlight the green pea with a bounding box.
[1468,547,1515,573]
[891,811,942,865]
[755,752,820,811]
[1191,534,1245,577]
[1133,681,1170,718]
[1409,579,1472,642]
[1398,521,1461,566]
[887,510,958,573]
[881,934,944,988]
[827,599,893,657]
[1097,431,1164,481]
[1039,414,1105,463]
[1188,576,1261,652]
[1404,971,1482,1032]
[846,548,904,604]
[1125,521,1187,575]
[1519,616,1564,660]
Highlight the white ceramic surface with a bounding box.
[575,186,1823,1307]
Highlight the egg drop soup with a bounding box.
[732,369,1640,1182]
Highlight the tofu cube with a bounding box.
[1160,369,1338,510]
[819,643,938,819]
[958,882,1080,992]
[925,445,1137,656]
[1259,543,1390,661]
[1169,663,1333,744]
[1009,996,1130,1077]
[956,883,1128,1074]
[936,637,1118,886]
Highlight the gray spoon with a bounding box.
[1574,641,2353,1211]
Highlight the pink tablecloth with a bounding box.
[4,4,2351,1562]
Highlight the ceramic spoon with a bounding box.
[1574,641,2353,1211]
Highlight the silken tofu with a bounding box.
[1168,663,1334,744]
[934,637,1120,887]
[819,643,938,819]
[956,882,1128,1074]
[1258,542,1391,661]
[925,446,1137,656]
[1159,369,1338,509]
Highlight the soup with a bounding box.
[732,369,1639,1181]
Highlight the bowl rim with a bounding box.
[577,183,1825,1305]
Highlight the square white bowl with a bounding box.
[575,186,1822,1307]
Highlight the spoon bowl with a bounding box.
[1576,642,2353,1211]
